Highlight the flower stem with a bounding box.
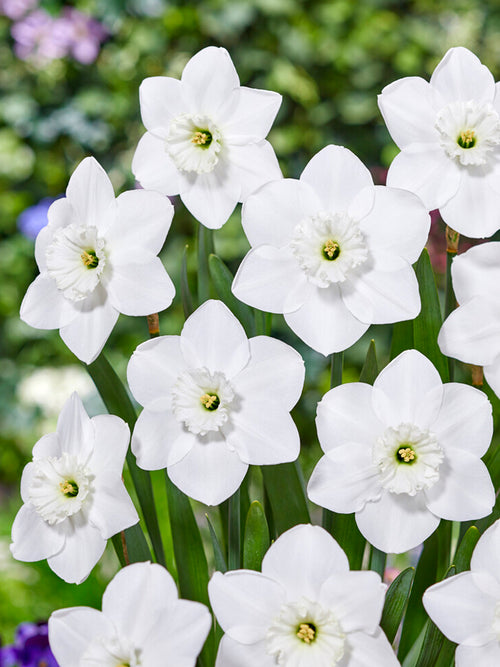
[146,313,160,337]
[227,488,241,570]
[444,226,459,381]
[197,225,214,304]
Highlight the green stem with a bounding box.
[444,226,459,381]
[197,225,214,304]
[227,488,241,570]
[369,546,387,579]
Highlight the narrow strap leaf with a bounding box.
[390,320,414,359]
[181,243,194,318]
[359,339,378,384]
[380,566,415,644]
[197,225,214,304]
[206,514,227,573]
[208,253,255,336]
[261,462,310,534]
[369,545,386,578]
[453,525,480,573]
[243,501,270,571]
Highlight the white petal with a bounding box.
[430,47,496,105]
[20,275,78,330]
[11,504,64,561]
[471,520,500,580]
[35,198,75,272]
[180,300,250,378]
[341,262,420,325]
[180,170,239,229]
[132,405,194,469]
[261,524,349,601]
[88,482,139,539]
[49,607,110,667]
[132,132,182,196]
[355,491,440,554]
[107,189,174,261]
[215,635,272,667]
[386,143,461,211]
[225,141,282,201]
[127,335,188,407]
[423,571,497,645]
[319,571,386,634]
[225,402,300,465]
[106,258,175,316]
[316,383,383,451]
[241,178,320,248]
[102,562,178,642]
[378,76,439,148]
[231,336,305,410]
[456,643,500,666]
[220,86,281,140]
[56,392,94,459]
[360,186,430,264]
[343,629,400,667]
[59,287,119,364]
[88,414,129,475]
[65,157,115,232]
[424,450,494,521]
[307,446,382,513]
[181,46,240,116]
[300,145,374,213]
[284,284,369,355]
[139,76,187,137]
[167,433,248,506]
[433,383,493,457]
[451,243,500,305]
[232,246,307,314]
[208,570,284,644]
[372,349,444,429]
[438,296,500,366]
[47,515,106,584]
[439,167,500,238]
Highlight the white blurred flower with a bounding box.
[132,46,282,229]
[232,144,429,355]
[17,366,95,416]
[208,524,399,666]
[49,561,211,667]
[423,519,500,665]
[438,242,500,398]
[379,47,500,238]
[308,350,494,554]
[127,299,304,505]
[20,157,175,364]
[10,393,138,584]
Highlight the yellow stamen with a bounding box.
[200,393,219,409]
[322,239,340,260]
[81,249,99,268]
[192,131,210,145]
[296,623,316,644]
[458,129,475,148]
[398,447,415,463]
[60,480,78,496]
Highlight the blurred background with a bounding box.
[1,0,500,649]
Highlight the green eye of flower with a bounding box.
[396,446,417,464]
[296,622,316,643]
[192,130,213,148]
[322,240,340,261]
[60,480,79,497]
[200,393,220,410]
[81,249,99,269]
[457,129,476,149]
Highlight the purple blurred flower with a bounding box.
[0,622,58,667]
[11,9,69,63]
[0,0,37,20]
[59,8,107,64]
[17,197,57,240]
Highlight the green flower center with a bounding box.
[192,129,213,148]
[81,249,99,269]
[396,446,417,464]
[322,239,340,261]
[59,479,79,497]
[457,129,476,149]
[296,622,316,644]
[200,393,220,410]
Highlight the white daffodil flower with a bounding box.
[48,561,211,667]
[438,242,500,399]
[423,519,500,665]
[132,46,283,229]
[10,393,138,584]
[208,524,399,666]
[308,349,495,554]
[20,156,175,364]
[379,46,500,238]
[232,144,429,355]
[127,299,305,506]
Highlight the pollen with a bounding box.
[457,129,476,149]
[296,622,316,644]
[322,239,340,261]
[192,130,212,146]
[80,249,99,269]
[397,447,416,463]
[200,393,220,410]
[59,480,79,497]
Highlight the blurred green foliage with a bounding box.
[1,0,500,644]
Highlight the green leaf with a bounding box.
[164,474,214,667]
[413,249,449,382]
[369,545,386,578]
[180,244,194,318]
[227,488,241,570]
[111,524,151,564]
[243,501,270,571]
[197,225,214,304]
[390,320,413,359]
[326,513,365,570]
[206,514,227,573]
[380,566,415,644]
[208,254,255,336]
[359,339,378,384]
[261,462,310,535]
[453,526,480,573]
